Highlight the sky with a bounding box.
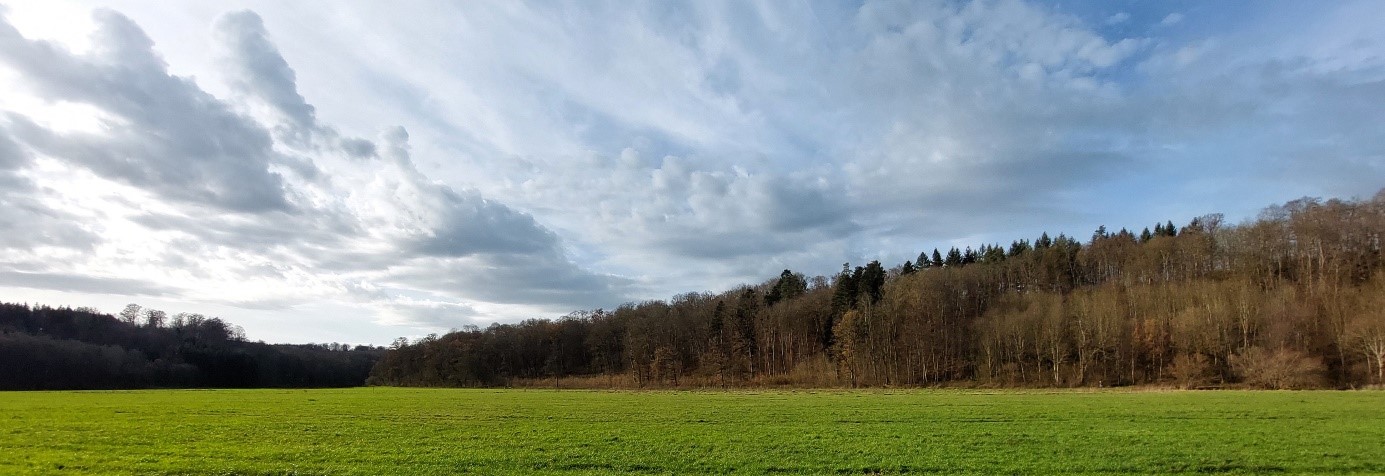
[0,1,1382,345]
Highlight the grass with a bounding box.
[1,388,1382,475]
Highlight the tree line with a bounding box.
[0,303,384,390]
[369,191,1385,389]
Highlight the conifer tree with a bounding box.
[945,247,963,267]
[917,251,932,268]
[1009,240,1030,257]
[859,261,886,304]
[831,263,858,316]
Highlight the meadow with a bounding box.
[1,388,1381,475]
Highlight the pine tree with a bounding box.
[945,247,963,267]
[859,261,886,304]
[984,244,1006,263]
[1008,240,1030,257]
[765,269,807,306]
[1092,225,1108,242]
[831,263,858,316]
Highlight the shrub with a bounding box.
[1230,346,1325,389]
[1169,353,1213,389]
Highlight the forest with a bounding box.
[0,303,383,390]
[369,191,1385,389]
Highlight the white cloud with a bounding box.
[0,8,632,336]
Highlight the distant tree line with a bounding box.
[0,303,384,390]
[370,191,1385,389]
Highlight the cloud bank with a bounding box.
[0,1,1381,343]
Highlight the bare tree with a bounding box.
[142,309,167,328]
[118,303,142,325]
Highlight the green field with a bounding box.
[1,388,1382,475]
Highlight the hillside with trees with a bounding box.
[370,191,1385,389]
[0,303,383,390]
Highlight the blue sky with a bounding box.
[0,1,1381,344]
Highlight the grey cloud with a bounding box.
[339,137,377,159]
[646,175,858,260]
[0,200,100,251]
[654,231,812,260]
[0,125,100,251]
[375,299,481,328]
[0,270,175,296]
[0,10,291,213]
[378,129,636,308]
[500,149,863,265]
[214,10,317,142]
[0,122,25,170]
[375,126,568,260]
[129,208,356,255]
[412,186,562,258]
[389,254,632,311]
[0,203,101,251]
[761,179,855,233]
[213,9,378,166]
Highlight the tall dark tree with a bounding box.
[945,247,964,267]
[859,261,886,304]
[831,263,859,316]
[1009,240,1031,257]
[962,247,978,265]
[766,270,808,306]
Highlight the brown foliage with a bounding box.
[371,191,1385,390]
[1169,353,1213,389]
[1231,347,1326,389]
